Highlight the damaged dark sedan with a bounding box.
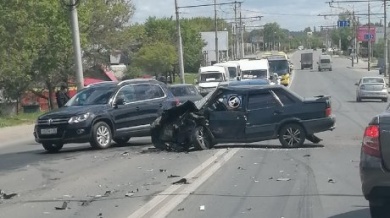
[151,85,336,151]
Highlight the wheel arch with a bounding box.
[277,118,307,135]
[91,117,115,137]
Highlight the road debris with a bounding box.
[172,178,188,185]
[103,191,111,197]
[0,190,17,200]
[121,151,129,156]
[49,178,60,181]
[237,167,246,170]
[200,205,205,211]
[178,208,184,211]
[276,178,291,182]
[55,201,68,210]
[303,154,311,157]
[328,178,335,183]
[268,177,273,180]
[167,174,180,178]
[159,169,167,172]
[125,192,134,197]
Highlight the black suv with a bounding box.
[151,85,336,151]
[34,79,178,152]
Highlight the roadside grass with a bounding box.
[173,73,197,84]
[0,112,43,128]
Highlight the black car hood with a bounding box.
[39,105,109,119]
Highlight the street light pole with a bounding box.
[66,0,84,91]
[214,0,219,63]
[175,0,185,83]
[384,0,388,78]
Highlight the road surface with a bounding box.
[0,51,384,218]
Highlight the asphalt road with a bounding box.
[0,51,385,218]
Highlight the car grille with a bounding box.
[36,118,69,139]
[37,118,69,125]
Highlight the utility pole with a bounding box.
[239,2,244,58]
[214,0,219,63]
[384,0,388,77]
[69,0,84,91]
[368,0,371,71]
[352,11,355,67]
[234,1,239,59]
[175,0,185,83]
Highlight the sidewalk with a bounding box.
[0,124,35,147]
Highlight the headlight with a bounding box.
[68,112,93,124]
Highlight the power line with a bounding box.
[178,1,243,9]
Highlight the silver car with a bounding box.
[356,77,388,102]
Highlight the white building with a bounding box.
[201,31,229,66]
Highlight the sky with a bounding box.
[131,0,385,31]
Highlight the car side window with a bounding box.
[134,84,165,101]
[272,89,295,105]
[209,93,244,111]
[248,92,278,110]
[116,85,136,104]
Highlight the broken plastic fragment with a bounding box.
[178,208,184,211]
[172,178,188,185]
[167,175,180,178]
[159,169,167,172]
[200,205,205,211]
[276,178,291,181]
[125,192,134,197]
[55,201,68,210]
[328,178,335,183]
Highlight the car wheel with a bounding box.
[278,123,306,148]
[369,200,390,218]
[192,126,212,150]
[90,122,112,149]
[42,143,63,153]
[113,137,131,145]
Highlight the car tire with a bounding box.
[90,122,112,149]
[151,134,167,150]
[42,143,63,153]
[192,126,212,150]
[278,123,306,148]
[113,137,131,145]
[369,200,390,218]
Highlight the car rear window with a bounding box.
[362,78,385,84]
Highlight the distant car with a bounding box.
[34,79,178,153]
[168,84,203,104]
[151,85,336,151]
[355,77,388,102]
[360,111,390,217]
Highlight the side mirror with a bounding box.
[355,82,359,86]
[114,98,125,108]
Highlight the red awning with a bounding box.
[84,77,105,86]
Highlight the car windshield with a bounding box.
[65,86,116,106]
[200,72,223,82]
[268,59,289,75]
[242,70,267,79]
[195,89,215,109]
[227,67,237,78]
[169,86,199,97]
[362,78,385,84]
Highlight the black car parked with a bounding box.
[34,79,178,152]
[151,85,336,151]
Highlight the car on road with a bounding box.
[360,111,390,217]
[151,85,336,151]
[34,79,178,153]
[168,84,203,104]
[317,54,332,71]
[355,77,388,102]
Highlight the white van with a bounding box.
[240,59,278,84]
[197,66,227,96]
[317,54,332,71]
[213,62,240,80]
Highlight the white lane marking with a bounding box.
[150,148,240,218]
[127,148,238,218]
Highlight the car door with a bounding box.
[110,84,142,135]
[207,91,247,142]
[133,83,166,126]
[245,90,283,140]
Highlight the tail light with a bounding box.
[325,107,331,117]
[362,125,380,157]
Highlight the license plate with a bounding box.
[41,128,57,135]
